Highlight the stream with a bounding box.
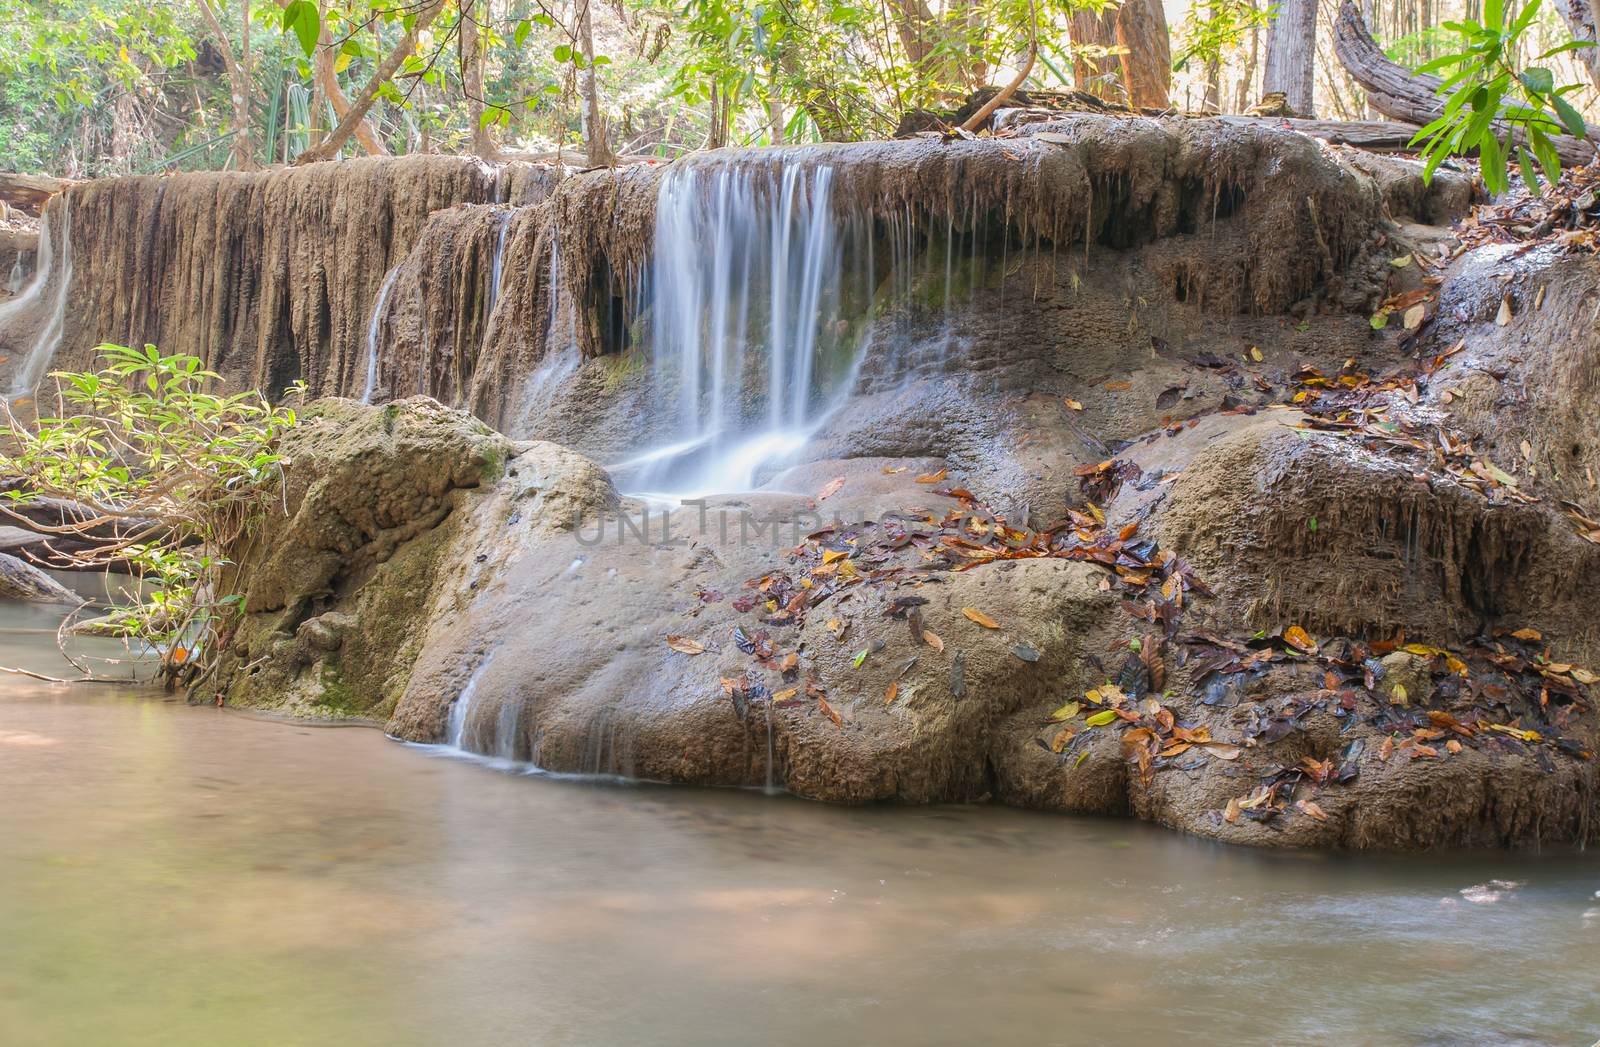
[2,594,1598,1046]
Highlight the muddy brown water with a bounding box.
[2,594,1599,1046]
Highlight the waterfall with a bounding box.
[485,210,511,326]
[359,266,401,404]
[4,253,23,294]
[2,199,73,399]
[615,158,872,498]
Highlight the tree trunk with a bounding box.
[1116,0,1172,109]
[296,0,445,164]
[1070,8,1127,104]
[1556,0,1600,91]
[578,0,616,165]
[958,5,1037,132]
[1331,0,1595,163]
[1263,0,1317,116]
[197,0,260,169]
[461,0,497,159]
[276,0,388,155]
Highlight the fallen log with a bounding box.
[0,551,76,604]
[1214,115,1431,151]
[1332,0,1596,166]
[0,173,71,219]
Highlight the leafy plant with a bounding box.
[1409,0,1595,195]
[0,344,300,686]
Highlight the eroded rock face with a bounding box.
[62,117,1596,850]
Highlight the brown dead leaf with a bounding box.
[923,629,944,653]
[884,681,898,706]
[915,468,948,484]
[1495,295,1513,326]
[1510,627,1542,642]
[817,477,846,501]
[961,607,1000,629]
[666,635,707,655]
[1224,796,1243,824]
[818,695,843,727]
[1296,799,1329,822]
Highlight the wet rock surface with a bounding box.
[27,114,1599,850]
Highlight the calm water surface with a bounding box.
[1,596,1598,1046]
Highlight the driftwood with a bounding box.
[1216,115,1435,151]
[1332,0,1596,166]
[0,173,70,218]
[0,551,76,604]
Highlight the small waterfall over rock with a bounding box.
[612,158,880,497]
[4,253,24,295]
[360,266,401,404]
[1,199,72,398]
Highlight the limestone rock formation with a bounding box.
[19,113,1598,851]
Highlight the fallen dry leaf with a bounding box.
[1496,295,1513,326]
[1283,625,1318,653]
[1510,627,1542,642]
[961,607,1000,629]
[915,468,948,484]
[1064,398,1084,411]
[923,629,944,652]
[818,695,843,727]
[666,635,707,655]
[1296,799,1329,822]
[817,477,846,501]
[884,681,898,706]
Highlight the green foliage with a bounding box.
[0,344,300,683]
[1174,0,1276,75]
[1409,0,1595,195]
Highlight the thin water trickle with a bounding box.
[4,252,24,294]
[360,266,402,404]
[446,650,496,754]
[2,198,73,398]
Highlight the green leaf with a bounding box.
[281,0,320,59]
[1551,93,1588,138]
[1517,66,1554,94]
[1517,145,1542,197]
[514,19,532,48]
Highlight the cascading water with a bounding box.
[2,199,73,399]
[4,253,24,295]
[360,266,401,404]
[610,159,878,498]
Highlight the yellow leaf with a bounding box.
[1510,628,1542,642]
[1064,398,1084,411]
[1390,683,1409,706]
[666,635,706,655]
[882,465,907,474]
[1050,700,1081,721]
[1283,625,1318,653]
[961,607,1000,629]
[1249,346,1263,362]
[1572,667,1599,685]
[772,687,798,702]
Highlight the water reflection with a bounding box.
[0,684,1595,1046]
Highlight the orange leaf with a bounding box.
[961,607,1000,629]
[922,629,944,652]
[818,695,843,726]
[1510,627,1542,642]
[884,680,898,706]
[1283,625,1318,653]
[915,468,948,484]
[1296,799,1329,822]
[665,635,706,655]
[817,477,846,501]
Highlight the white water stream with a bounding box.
[613,160,871,498]
[2,198,73,398]
[360,266,402,404]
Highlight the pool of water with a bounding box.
[2,595,1598,1046]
